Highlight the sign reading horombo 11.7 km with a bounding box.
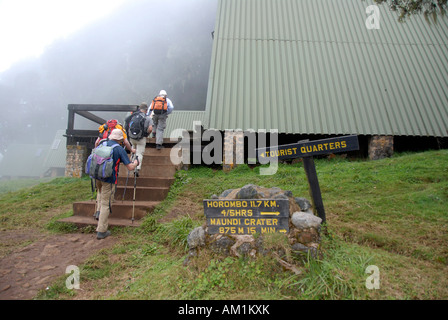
[203,199,289,235]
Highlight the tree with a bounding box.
[373,0,447,21]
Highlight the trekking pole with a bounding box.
[122,153,134,202]
[132,156,139,224]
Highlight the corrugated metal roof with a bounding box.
[163,110,209,137]
[205,0,448,137]
[44,130,67,169]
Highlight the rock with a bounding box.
[283,190,293,197]
[210,236,235,255]
[236,184,259,199]
[230,235,255,257]
[268,187,282,196]
[291,243,318,258]
[220,189,234,198]
[291,212,322,230]
[296,229,320,244]
[187,227,206,249]
[294,197,312,212]
[273,193,289,200]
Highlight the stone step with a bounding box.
[58,215,142,227]
[115,186,169,202]
[143,155,175,165]
[63,140,179,227]
[116,176,174,188]
[145,137,180,146]
[72,200,159,220]
[139,164,176,177]
[143,147,173,156]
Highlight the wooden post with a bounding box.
[302,156,326,224]
[256,135,359,226]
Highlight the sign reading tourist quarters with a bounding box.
[256,135,360,225]
[203,199,290,235]
[257,135,360,161]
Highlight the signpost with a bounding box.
[203,135,359,235]
[256,135,360,224]
[203,199,290,235]
[256,135,359,161]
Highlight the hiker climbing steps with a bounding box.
[60,138,177,227]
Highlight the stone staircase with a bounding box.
[59,138,178,227]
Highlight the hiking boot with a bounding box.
[96,230,111,240]
[93,211,100,220]
[156,144,164,150]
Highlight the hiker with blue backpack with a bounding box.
[124,103,153,177]
[86,128,139,239]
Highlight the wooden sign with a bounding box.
[256,135,359,161]
[256,135,360,225]
[203,199,289,235]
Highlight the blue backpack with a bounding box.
[85,141,120,181]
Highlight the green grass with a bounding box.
[0,177,93,231]
[0,178,54,194]
[2,150,447,300]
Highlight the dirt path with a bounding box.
[0,230,117,300]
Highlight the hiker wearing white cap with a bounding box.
[147,89,174,150]
[95,129,139,240]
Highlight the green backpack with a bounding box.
[85,141,120,181]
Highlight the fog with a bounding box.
[0,0,217,151]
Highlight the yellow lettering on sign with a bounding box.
[335,141,341,149]
[247,227,256,234]
[342,141,347,148]
[261,227,276,234]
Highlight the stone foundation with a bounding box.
[223,130,244,172]
[65,144,88,178]
[368,135,394,160]
[187,184,322,260]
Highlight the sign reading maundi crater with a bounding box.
[203,199,290,235]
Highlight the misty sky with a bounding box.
[0,0,218,149]
[0,0,128,73]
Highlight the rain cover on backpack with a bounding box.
[128,111,147,140]
[85,141,120,181]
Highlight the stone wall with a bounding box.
[223,130,244,172]
[65,144,88,178]
[187,184,322,260]
[368,135,394,160]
